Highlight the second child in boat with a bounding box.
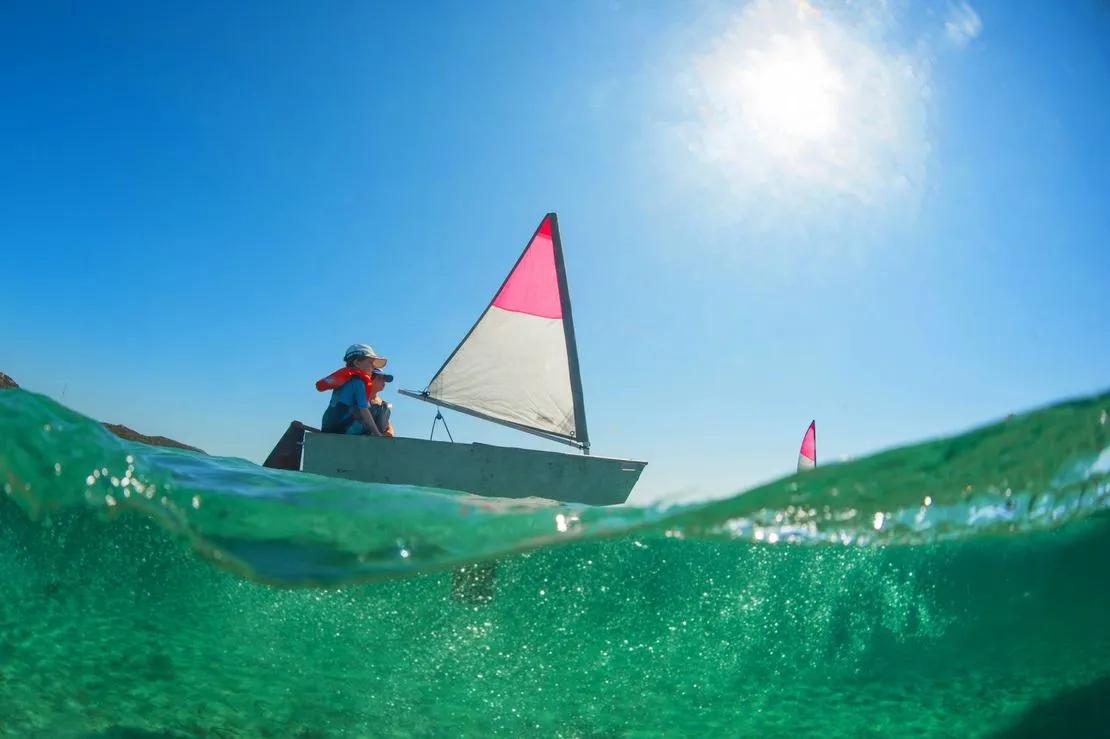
[367,368,395,437]
[316,343,393,437]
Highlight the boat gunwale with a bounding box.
[302,428,646,468]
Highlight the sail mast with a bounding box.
[549,213,590,454]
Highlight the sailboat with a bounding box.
[797,420,816,472]
[264,213,646,506]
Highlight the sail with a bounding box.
[412,214,589,450]
[797,421,816,472]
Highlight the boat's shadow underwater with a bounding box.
[992,673,1110,738]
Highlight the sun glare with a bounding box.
[676,0,932,209]
[740,34,844,150]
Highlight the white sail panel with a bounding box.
[428,307,575,437]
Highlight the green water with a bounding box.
[1,390,1108,737]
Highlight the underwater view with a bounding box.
[2,388,1108,737]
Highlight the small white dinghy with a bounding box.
[266,214,646,506]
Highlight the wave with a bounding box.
[1,388,1107,586]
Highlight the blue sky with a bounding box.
[2,0,1108,503]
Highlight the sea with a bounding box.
[1,388,1108,737]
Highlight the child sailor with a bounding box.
[316,343,394,437]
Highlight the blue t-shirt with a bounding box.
[331,378,369,411]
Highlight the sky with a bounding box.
[2,0,1108,504]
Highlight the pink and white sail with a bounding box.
[424,215,587,447]
[797,421,816,472]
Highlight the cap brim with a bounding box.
[380,374,394,383]
[372,357,388,369]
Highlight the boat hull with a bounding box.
[298,431,645,506]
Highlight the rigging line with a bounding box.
[429,409,455,443]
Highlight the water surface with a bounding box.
[1,389,1108,736]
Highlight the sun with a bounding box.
[678,0,930,207]
[738,33,845,153]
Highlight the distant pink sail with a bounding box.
[797,421,816,472]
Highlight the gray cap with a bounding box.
[344,343,387,368]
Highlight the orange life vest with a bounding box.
[316,368,374,402]
[316,368,394,437]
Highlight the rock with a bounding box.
[1,368,204,453]
[101,423,205,454]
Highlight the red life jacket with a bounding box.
[316,368,374,402]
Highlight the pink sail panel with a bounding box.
[797,421,816,472]
[491,216,563,319]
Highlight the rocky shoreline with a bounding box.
[0,371,204,453]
